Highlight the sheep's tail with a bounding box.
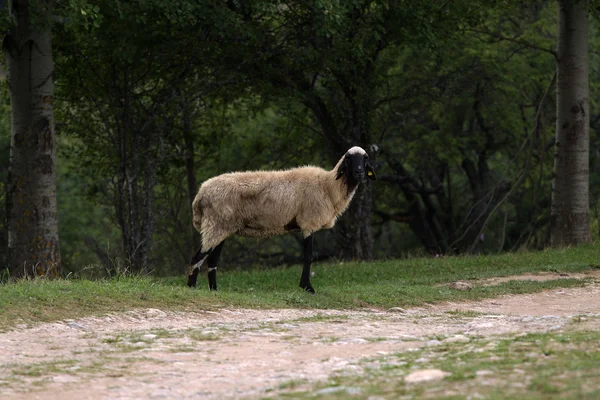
[192,195,203,233]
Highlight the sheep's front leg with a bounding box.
[299,234,315,294]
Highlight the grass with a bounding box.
[98,327,222,354]
[1,354,163,390]
[10,359,78,378]
[283,329,600,399]
[0,244,599,331]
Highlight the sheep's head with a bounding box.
[336,146,377,183]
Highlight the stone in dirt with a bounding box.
[314,386,361,395]
[66,321,89,331]
[443,334,470,343]
[449,281,472,291]
[141,334,157,340]
[404,369,450,383]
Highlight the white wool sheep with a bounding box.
[187,146,376,293]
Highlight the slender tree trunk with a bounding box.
[551,0,591,246]
[4,0,61,278]
[116,126,129,265]
[337,183,373,260]
[182,101,198,206]
[333,123,374,260]
[181,99,199,251]
[138,131,156,273]
[1,61,6,268]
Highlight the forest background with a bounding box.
[1,0,599,278]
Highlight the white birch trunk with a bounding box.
[551,0,592,246]
[4,0,61,277]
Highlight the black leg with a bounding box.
[187,246,211,288]
[188,267,200,288]
[299,234,315,294]
[207,241,224,291]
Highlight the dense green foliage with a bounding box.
[1,0,599,275]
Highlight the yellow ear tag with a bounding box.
[367,171,373,176]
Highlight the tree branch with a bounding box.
[466,70,557,252]
[463,28,557,58]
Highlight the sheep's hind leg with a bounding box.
[206,241,224,291]
[299,234,315,294]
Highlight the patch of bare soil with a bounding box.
[476,269,600,287]
[1,274,600,399]
[439,269,600,290]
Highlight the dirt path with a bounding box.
[1,272,600,399]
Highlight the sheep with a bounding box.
[186,146,376,293]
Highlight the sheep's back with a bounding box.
[197,167,331,238]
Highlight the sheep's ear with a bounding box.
[366,162,377,181]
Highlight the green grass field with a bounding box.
[1,245,599,331]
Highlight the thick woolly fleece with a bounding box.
[192,146,367,252]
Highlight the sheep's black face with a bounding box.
[336,148,377,185]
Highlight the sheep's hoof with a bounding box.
[301,284,316,294]
[187,267,199,288]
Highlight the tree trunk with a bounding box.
[332,126,374,261]
[182,99,199,251]
[115,127,158,273]
[551,0,592,246]
[4,0,61,278]
[182,101,198,207]
[305,95,374,261]
[336,183,373,260]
